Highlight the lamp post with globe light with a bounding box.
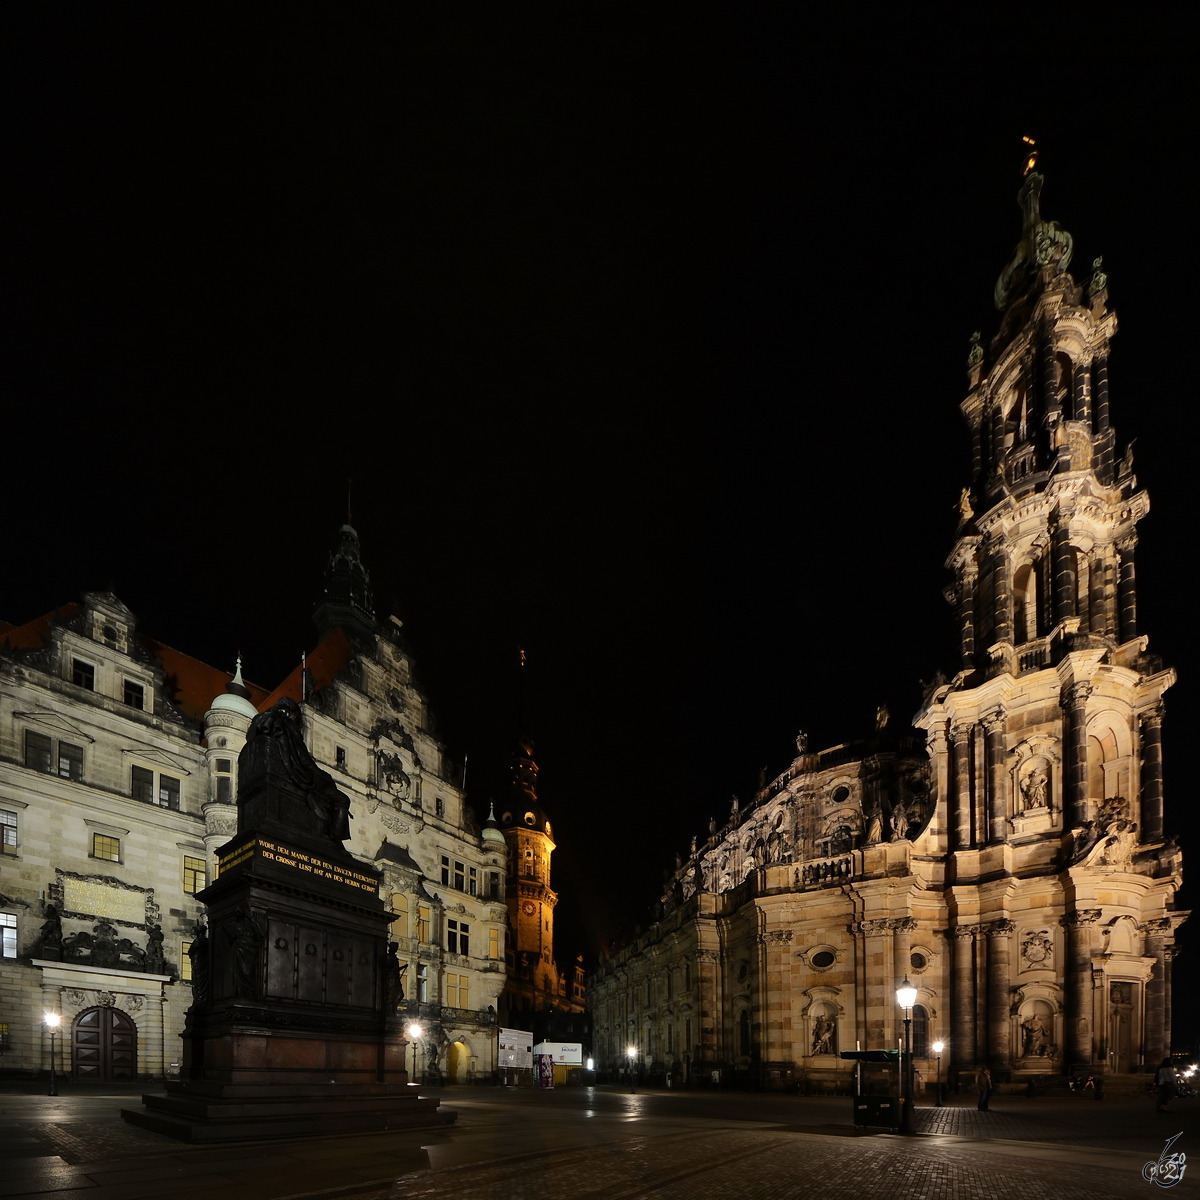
[45,1013,60,1097]
[933,1040,944,1106]
[896,978,917,1134]
[406,1022,422,1084]
[627,1045,637,1094]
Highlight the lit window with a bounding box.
[183,856,207,895]
[92,834,121,863]
[417,905,430,943]
[445,973,468,1010]
[1,913,16,959]
[441,856,450,885]
[391,894,409,939]
[158,775,181,809]
[181,940,193,981]
[58,742,84,781]
[131,766,154,803]
[124,680,144,709]
[72,659,95,690]
[25,731,52,773]
[1,809,17,855]
[489,928,500,959]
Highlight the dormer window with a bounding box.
[124,680,144,710]
[72,659,95,690]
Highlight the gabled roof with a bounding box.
[0,604,80,650]
[259,626,355,710]
[375,841,422,871]
[141,637,272,723]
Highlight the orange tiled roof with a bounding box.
[141,637,273,723]
[259,626,354,710]
[0,604,80,650]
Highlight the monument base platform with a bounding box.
[121,1080,454,1142]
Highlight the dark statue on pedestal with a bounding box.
[122,697,450,1142]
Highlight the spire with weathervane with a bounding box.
[313,494,377,645]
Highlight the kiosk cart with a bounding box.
[841,1050,902,1130]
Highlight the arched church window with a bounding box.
[1013,564,1037,643]
[911,1005,928,1057]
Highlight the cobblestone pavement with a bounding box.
[340,1126,1194,1200]
[1,1084,1197,1199]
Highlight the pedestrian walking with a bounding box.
[1156,1057,1175,1114]
[976,1065,993,1111]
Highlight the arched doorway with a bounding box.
[73,1007,137,1081]
[447,1039,468,1085]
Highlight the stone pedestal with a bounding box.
[122,699,452,1140]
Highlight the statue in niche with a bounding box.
[39,902,63,959]
[144,922,165,974]
[243,697,352,842]
[811,1014,836,1055]
[1021,1013,1050,1057]
[1021,769,1049,811]
[864,804,883,846]
[889,799,910,842]
[226,906,264,997]
[188,920,210,1006]
[382,942,406,1012]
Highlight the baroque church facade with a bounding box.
[588,171,1184,1090]
[0,524,516,1084]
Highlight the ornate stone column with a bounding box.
[990,538,1013,648]
[958,564,978,670]
[982,712,1008,845]
[951,724,974,851]
[1063,682,1093,828]
[853,920,894,1051]
[1052,517,1076,625]
[1061,910,1101,1071]
[984,920,1015,1071]
[1139,703,1165,844]
[759,930,793,1067]
[1118,534,1139,642]
[950,926,977,1076]
[1164,945,1179,1056]
[893,918,917,1051]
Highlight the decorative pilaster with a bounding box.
[949,926,977,1074]
[1063,682,1093,828]
[1139,703,1165,844]
[1118,535,1138,642]
[1061,910,1102,1070]
[1140,918,1170,1065]
[982,712,1008,845]
[1051,517,1076,624]
[984,920,1015,1070]
[951,724,974,851]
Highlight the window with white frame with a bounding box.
[72,658,96,690]
[1,809,17,855]
[123,679,145,709]
[214,757,234,803]
[131,765,182,809]
[25,731,85,781]
[1,912,16,958]
[446,920,469,957]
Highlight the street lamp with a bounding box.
[406,1022,422,1084]
[932,1040,944,1107]
[896,978,917,1135]
[627,1045,637,1094]
[45,1013,60,1097]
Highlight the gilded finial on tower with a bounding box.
[1021,134,1038,177]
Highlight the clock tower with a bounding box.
[498,737,566,1023]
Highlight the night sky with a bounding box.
[5,15,1197,1006]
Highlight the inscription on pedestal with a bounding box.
[218,838,378,896]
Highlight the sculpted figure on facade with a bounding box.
[1021,1013,1050,1057]
[1020,769,1048,811]
[811,1014,836,1055]
[889,798,910,842]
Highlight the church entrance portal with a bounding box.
[73,1007,138,1081]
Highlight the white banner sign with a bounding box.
[533,1041,583,1065]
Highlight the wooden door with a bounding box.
[72,1007,138,1081]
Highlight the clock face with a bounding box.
[521,901,536,916]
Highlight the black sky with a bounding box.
[5,14,1197,1000]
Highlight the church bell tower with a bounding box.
[915,162,1184,1083]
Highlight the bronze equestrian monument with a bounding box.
[123,698,450,1140]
